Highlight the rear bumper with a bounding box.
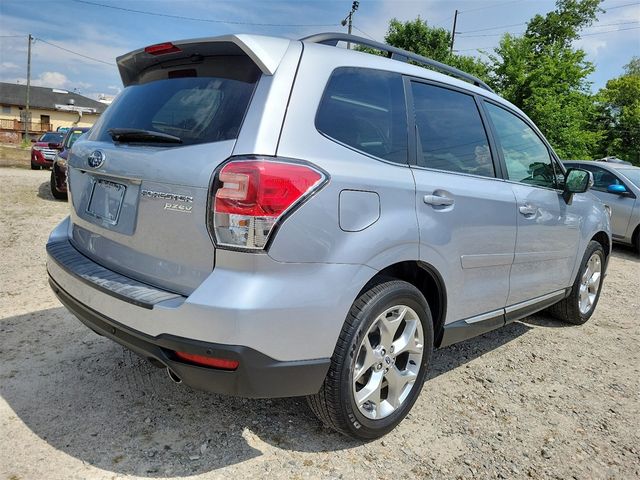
[49,275,330,398]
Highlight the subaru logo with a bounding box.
[87,150,105,169]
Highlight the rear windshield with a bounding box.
[39,132,64,143]
[90,57,261,147]
[65,129,87,148]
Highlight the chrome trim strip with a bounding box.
[464,309,504,324]
[505,289,565,314]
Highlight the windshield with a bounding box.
[65,130,87,148]
[39,132,64,143]
[90,57,260,147]
[619,168,640,188]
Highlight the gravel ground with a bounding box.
[1,167,639,480]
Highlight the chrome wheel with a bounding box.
[578,252,602,315]
[352,305,424,420]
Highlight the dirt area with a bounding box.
[0,145,31,169]
[0,167,638,480]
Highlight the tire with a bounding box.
[50,170,67,200]
[546,240,605,325]
[307,280,434,440]
[31,161,40,170]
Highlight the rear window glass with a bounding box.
[316,67,408,164]
[91,58,260,146]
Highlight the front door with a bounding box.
[483,101,582,305]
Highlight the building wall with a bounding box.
[0,105,100,130]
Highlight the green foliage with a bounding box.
[364,18,490,83]
[357,1,633,163]
[594,57,640,165]
[489,0,603,158]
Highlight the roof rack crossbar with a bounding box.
[300,32,494,93]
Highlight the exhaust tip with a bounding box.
[166,368,182,384]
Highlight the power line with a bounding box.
[0,35,25,38]
[34,38,115,66]
[459,0,520,14]
[352,26,377,41]
[460,22,526,34]
[71,0,337,27]
[459,19,638,36]
[581,25,640,36]
[603,2,640,10]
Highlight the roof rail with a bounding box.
[300,32,494,93]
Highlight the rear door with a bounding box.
[407,80,517,324]
[482,101,581,305]
[66,48,268,295]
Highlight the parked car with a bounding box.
[46,33,611,439]
[30,131,64,170]
[50,127,90,199]
[564,160,640,252]
[598,156,632,166]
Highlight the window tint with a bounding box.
[485,103,557,189]
[577,164,623,192]
[91,57,260,146]
[316,68,408,164]
[410,82,494,177]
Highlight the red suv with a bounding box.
[50,127,89,199]
[31,132,64,170]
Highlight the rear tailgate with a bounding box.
[65,35,296,295]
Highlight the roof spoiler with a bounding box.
[116,34,292,86]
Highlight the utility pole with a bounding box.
[24,33,33,141]
[341,1,359,49]
[449,10,458,54]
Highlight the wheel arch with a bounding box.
[357,260,447,348]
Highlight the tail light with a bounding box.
[210,157,327,250]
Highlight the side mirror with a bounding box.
[607,184,627,195]
[563,168,592,204]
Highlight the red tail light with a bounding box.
[174,351,239,371]
[144,42,181,55]
[211,157,327,250]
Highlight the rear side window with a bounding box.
[91,57,260,146]
[577,164,623,192]
[316,68,408,164]
[411,82,494,177]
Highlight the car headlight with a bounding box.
[55,155,66,167]
[32,146,42,151]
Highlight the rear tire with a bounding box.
[546,241,605,325]
[50,170,67,200]
[307,280,433,440]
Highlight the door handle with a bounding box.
[424,194,454,206]
[519,203,537,216]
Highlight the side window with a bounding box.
[580,165,622,192]
[316,68,408,164]
[410,82,494,177]
[485,102,557,189]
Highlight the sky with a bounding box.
[0,0,638,101]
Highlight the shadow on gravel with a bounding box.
[611,244,639,263]
[0,306,534,477]
[37,179,60,203]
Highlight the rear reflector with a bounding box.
[174,351,239,371]
[211,157,326,250]
[144,42,181,55]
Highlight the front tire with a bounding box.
[31,161,41,170]
[50,170,67,200]
[307,280,434,439]
[547,241,605,325]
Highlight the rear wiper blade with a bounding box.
[108,128,182,144]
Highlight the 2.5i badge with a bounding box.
[164,202,193,214]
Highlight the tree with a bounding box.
[489,0,603,159]
[362,18,490,82]
[594,57,640,165]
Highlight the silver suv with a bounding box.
[46,33,611,439]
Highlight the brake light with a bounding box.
[211,158,326,250]
[174,351,239,371]
[144,42,181,55]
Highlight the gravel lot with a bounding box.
[1,167,639,480]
